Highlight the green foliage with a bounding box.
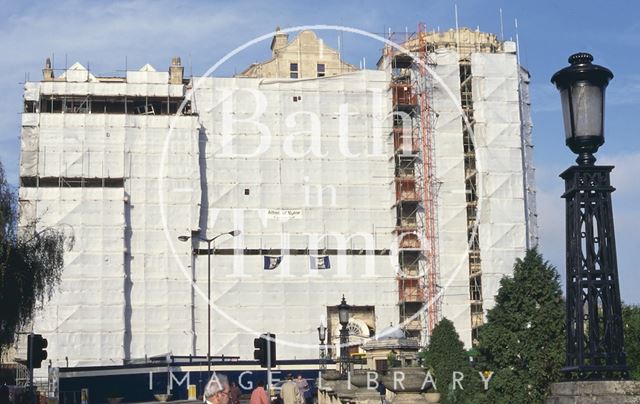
[386,349,398,368]
[0,162,71,355]
[623,304,640,380]
[476,249,565,403]
[421,318,483,403]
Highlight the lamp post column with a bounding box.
[339,323,349,376]
[207,238,212,379]
[319,341,326,371]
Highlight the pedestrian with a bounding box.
[250,380,269,404]
[229,381,241,404]
[294,375,312,404]
[203,373,230,404]
[377,380,387,404]
[280,374,303,404]
[295,375,308,400]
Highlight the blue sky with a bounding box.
[0,0,638,303]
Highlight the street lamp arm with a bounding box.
[201,230,242,244]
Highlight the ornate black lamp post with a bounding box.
[551,53,629,379]
[318,321,327,372]
[337,295,351,376]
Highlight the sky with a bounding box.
[0,0,638,303]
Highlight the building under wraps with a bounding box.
[16,27,537,367]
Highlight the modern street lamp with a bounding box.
[178,229,241,379]
[551,52,629,379]
[318,321,327,372]
[337,295,350,376]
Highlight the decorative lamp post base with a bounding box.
[561,165,629,379]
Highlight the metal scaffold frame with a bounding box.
[384,22,441,344]
[415,22,442,341]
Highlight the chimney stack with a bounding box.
[169,56,184,84]
[270,26,289,56]
[43,58,54,81]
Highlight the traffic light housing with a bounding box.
[27,334,48,369]
[253,336,265,366]
[253,333,276,368]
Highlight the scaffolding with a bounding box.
[416,23,442,341]
[459,57,484,341]
[384,23,441,343]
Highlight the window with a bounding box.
[375,359,388,374]
[290,63,298,79]
[317,63,326,77]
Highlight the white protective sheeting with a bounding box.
[192,70,398,359]
[519,67,538,248]
[38,81,185,98]
[18,53,534,364]
[126,64,169,84]
[19,187,125,367]
[123,114,201,360]
[19,68,398,365]
[471,52,528,312]
[432,49,473,348]
[58,62,96,83]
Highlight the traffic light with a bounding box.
[253,336,266,367]
[27,334,48,369]
[253,333,276,368]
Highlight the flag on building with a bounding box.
[309,255,331,270]
[263,256,282,270]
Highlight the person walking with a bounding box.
[294,375,308,400]
[280,374,303,404]
[294,375,311,404]
[250,380,269,404]
[377,380,387,404]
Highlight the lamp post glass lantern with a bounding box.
[318,323,326,343]
[337,295,350,376]
[338,295,350,326]
[178,229,241,380]
[551,53,628,380]
[318,322,327,371]
[551,52,613,165]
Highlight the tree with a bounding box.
[623,304,640,380]
[475,249,565,403]
[0,161,71,358]
[421,318,483,403]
